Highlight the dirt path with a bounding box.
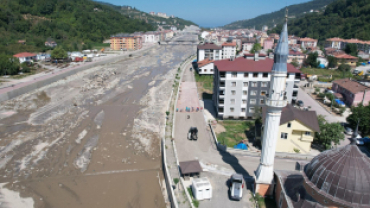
[0,43,196,208]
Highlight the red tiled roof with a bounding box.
[300,37,317,42]
[13,52,37,58]
[333,53,358,60]
[326,37,344,42]
[214,57,300,73]
[333,78,370,94]
[222,42,236,47]
[289,50,304,56]
[197,58,214,68]
[244,53,266,57]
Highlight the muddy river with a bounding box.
[0,43,196,208]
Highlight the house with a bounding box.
[325,37,370,53]
[196,59,214,75]
[45,38,57,48]
[331,53,358,67]
[288,36,299,45]
[143,32,155,43]
[299,37,318,49]
[212,54,301,119]
[197,43,222,62]
[262,104,320,153]
[332,78,370,106]
[222,42,237,59]
[358,51,369,60]
[274,143,370,208]
[263,38,273,50]
[110,34,142,50]
[13,52,37,64]
[288,50,306,65]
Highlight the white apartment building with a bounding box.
[143,32,155,43]
[197,43,222,61]
[222,42,237,59]
[157,12,168,18]
[212,55,301,119]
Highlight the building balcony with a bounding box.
[265,97,287,108]
[293,84,299,89]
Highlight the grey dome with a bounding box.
[303,145,370,207]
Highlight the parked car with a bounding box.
[362,137,370,144]
[353,69,360,75]
[229,173,244,201]
[357,138,364,145]
[344,127,353,135]
[187,127,198,141]
[325,89,334,94]
[297,100,304,107]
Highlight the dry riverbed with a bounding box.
[0,44,196,208]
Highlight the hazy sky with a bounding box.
[103,0,312,27]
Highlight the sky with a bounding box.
[102,0,313,27]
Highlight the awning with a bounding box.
[179,160,202,175]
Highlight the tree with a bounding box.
[327,56,338,68]
[305,52,320,68]
[315,115,345,149]
[51,46,68,59]
[250,43,262,54]
[345,43,358,56]
[337,64,351,77]
[290,58,300,68]
[346,104,370,136]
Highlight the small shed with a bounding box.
[191,177,212,201]
[179,160,202,180]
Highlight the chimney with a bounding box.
[254,53,259,61]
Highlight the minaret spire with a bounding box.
[254,12,289,196]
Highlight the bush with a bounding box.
[21,63,31,73]
[293,148,300,153]
[173,178,179,185]
[166,111,170,116]
[317,93,325,98]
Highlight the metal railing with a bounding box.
[265,98,287,107]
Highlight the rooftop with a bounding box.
[333,78,370,94]
[300,37,318,42]
[222,42,237,47]
[197,58,214,68]
[13,52,37,58]
[262,104,320,132]
[197,43,222,50]
[214,57,301,73]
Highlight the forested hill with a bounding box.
[269,0,370,43]
[96,1,198,30]
[223,0,333,30]
[0,0,154,54]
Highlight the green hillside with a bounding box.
[0,0,154,55]
[223,0,333,30]
[97,2,197,30]
[269,0,370,42]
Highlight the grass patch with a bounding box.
[300,67,360,81]
[194,73,213,99]
[216,120,254,147]
[250,193,277,208]
[91,43,110,50]
[187,187,199,208]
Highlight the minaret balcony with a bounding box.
[264,97,287,108]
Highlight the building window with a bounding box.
[252,82,257,87]
[305,132,311,136]
[281,133,288,139]
[241,108,246,112]
[231,72,237,77]
[230,107,234,112]
[244,73,249,77]
[263,73,268,78]
[260,99,265,104]
[250,99,256,104]
[243,82,249,87]
[261,82,267,87]
[231,82,236,87]
[231,99,235,104]
[260,91,267,96]
[242,99,247,104]
[287,123,291,128]
[251,90,257,96]
[286,73,289,78]
[231,90,236,95]
[211,69,213,72]
[204,69,207,72]
[253,73,258,78]
[249,107,255,113]
[243,90,248,95]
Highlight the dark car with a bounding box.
[187,127,198,141]
[297,100,304,107]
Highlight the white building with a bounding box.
[197,59,214,75]
[157,12,168,18]
[197,43,222,62]
[222,42,237,59]
[13,52,37,64]
[143,32,155,43]
[212,54,301,119]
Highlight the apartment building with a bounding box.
[299,37,318,49]
[212,54,301,119]
[197,43,222,61]
[222,42,237,59]
[110,34,142,50]
[325,37,370,53]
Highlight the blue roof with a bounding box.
[234,143,248,150]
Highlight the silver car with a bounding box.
[344,127,353,135]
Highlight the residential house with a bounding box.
[110,34,142,50]
[149,12,155,15]
[358,51,369,60]
[288,36,299,46]
[222,42,237,59]
[45,38,57,48]
[288,50,306,65]
[196,59,214,75]
[13,52,37,64]
[263,38,273,50]
[325,37,344,49]
[325,37,370,53]
[262,104,320,153]
[212,55,301,119]
[197,43,222,62]
[143,32,155,43]
[299,37,318,49]
[332,78,370,106]
[331,53,358,68]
